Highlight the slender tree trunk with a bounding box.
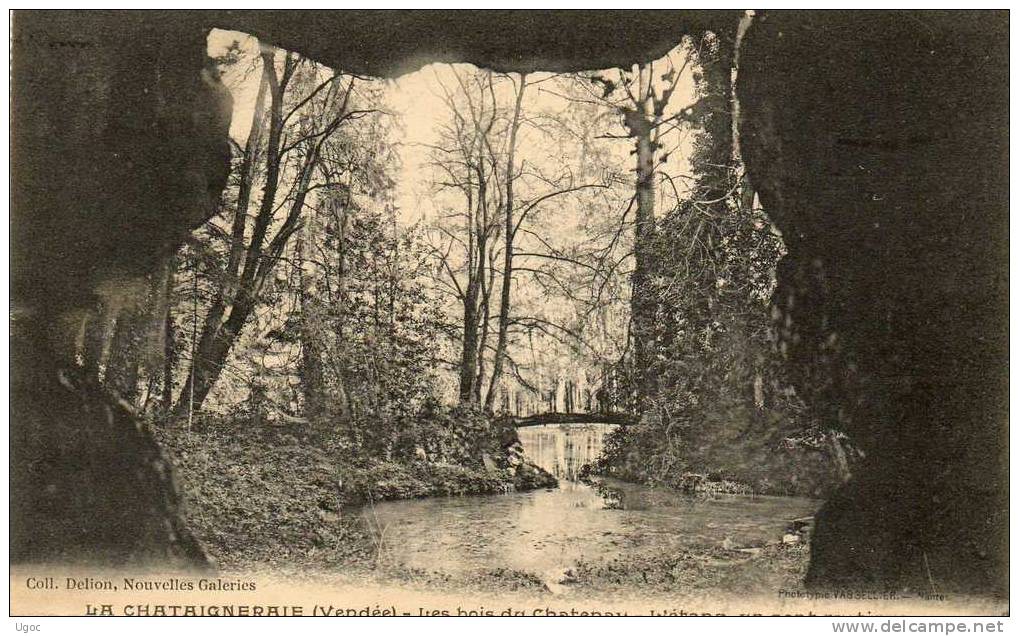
[228,68,270,277]
[629,77,657,410]
[458,265,481,403]
[473,247,496,404]
[180,144,319,417]
[178,64,270,414]
[161,254,176,412]
[172,49,293,418]
[331,200,352,419]
[484,74,526,410]
[458,179,487,404]
[296,232,326,421]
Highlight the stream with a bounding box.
[361,423,818,585]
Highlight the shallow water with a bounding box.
[361,423,818,578]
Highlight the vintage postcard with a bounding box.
[8,9,1009,622]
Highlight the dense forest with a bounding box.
[75,30,847,570]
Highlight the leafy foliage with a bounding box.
[592,35,846,497]
[156,422,372,570]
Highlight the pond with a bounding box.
[360,423,818,585]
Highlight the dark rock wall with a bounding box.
[212,9,735,76]
[11,12,230,567]
[739,11,1008,594]
[11,329,210,568]
[12,12,232,320]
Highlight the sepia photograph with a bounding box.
[8,8,1010,622]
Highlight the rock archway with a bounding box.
[10,10,1007,594]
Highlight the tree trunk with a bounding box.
[331,199,352,419]
[458,183,487,404]
[458,270,481,403]
[484,74,527,410]
[630,119,656,408]
[178,291,256,417]
[172,49,292,418]
[180,144,319,417]
[183,64,270,408]
[473,246,496,404]
[296,232,326,421]
[161,254,176,413]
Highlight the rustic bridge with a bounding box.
[508,411,634,428]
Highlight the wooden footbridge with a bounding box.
[507,411,634,428]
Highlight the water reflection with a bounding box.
[517,423,616,481]
[363,477,818,577]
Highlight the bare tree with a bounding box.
[173,46,375,417]
[483,72,527,410]
[426,68,501,405]
[566,45,700,407]
[428,68,607,409]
